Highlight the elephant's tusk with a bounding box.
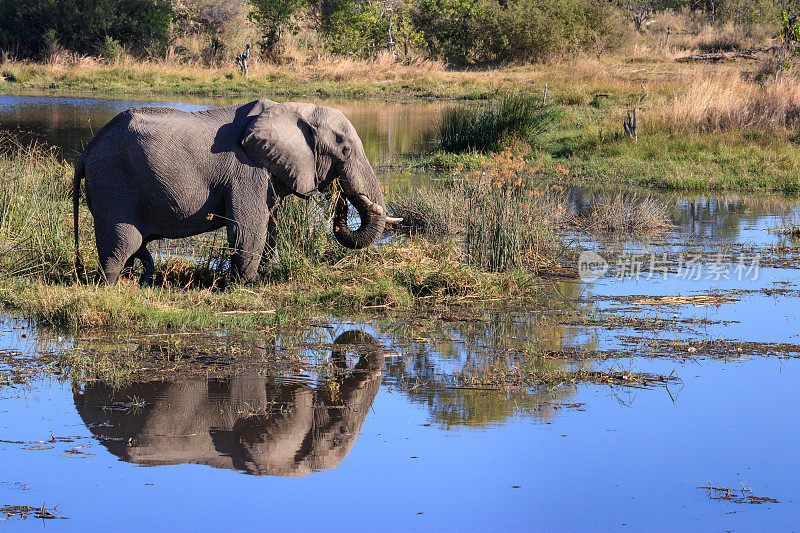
[385,216,403,224]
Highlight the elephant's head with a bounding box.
[241,101,386,250]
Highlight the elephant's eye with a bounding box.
[342,146,351,157]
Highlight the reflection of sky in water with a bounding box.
[0,94,215,113]
[571,194,800,346]
[581,267,800,345]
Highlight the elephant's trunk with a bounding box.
[332,162,386,250]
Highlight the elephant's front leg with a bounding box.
[225,189,269,283]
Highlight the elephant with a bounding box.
[72,330,386,476]
[73,99,398,285]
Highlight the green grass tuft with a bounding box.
[439,93,558,153]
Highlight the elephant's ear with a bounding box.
[241,102,318,196]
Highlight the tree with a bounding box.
[249,0,307,58]
[412,0,493,63]
[414,0,626,65]
[172,0,248,57]
[626,0,654,31]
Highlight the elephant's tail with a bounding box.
[73,155,85,281]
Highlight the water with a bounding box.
[2,95,800,528]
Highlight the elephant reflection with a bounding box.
[73,331,385,476]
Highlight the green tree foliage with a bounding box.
[716,0,783,25]
[631,0,795,26]
[782,9,800,42]
[413,0,626,64]
[411,0,492,63]
[249,0,308,57]
[487,0,626,61]
[0,0,173,58]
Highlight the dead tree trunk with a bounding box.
[235,43,250,77]
[623,107,637,141]
[632,5,652,31]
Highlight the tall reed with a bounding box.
[263,193,339,280]
[0,136,75,278]
[463,152,556,272]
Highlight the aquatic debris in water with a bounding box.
[0,504,66,520]
[0,482,29,490]
[699,484,780,505]
[768,224,800,236]
[617,337,800,360]
[629,294,739,307]
[0,349,39,387]
[61,445,94,458]
[445,365,680,391]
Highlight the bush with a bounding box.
[250,0,308,57]
[412,0,494,64]
[95,36,125,62]
[322,0,423,58]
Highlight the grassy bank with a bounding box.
[0,43,758,102]
[540,130,800,193]
[0,240,556,331]
[0,56,477,100]
[0,137,584,332]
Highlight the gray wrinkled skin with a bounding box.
[74,99,387,285]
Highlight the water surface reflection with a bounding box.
[73,330,385,476]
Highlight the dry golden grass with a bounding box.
[650,69,800,131]
[293,51,445,82]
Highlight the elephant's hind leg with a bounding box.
[96,223,144,285]
[123,245,155,286]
